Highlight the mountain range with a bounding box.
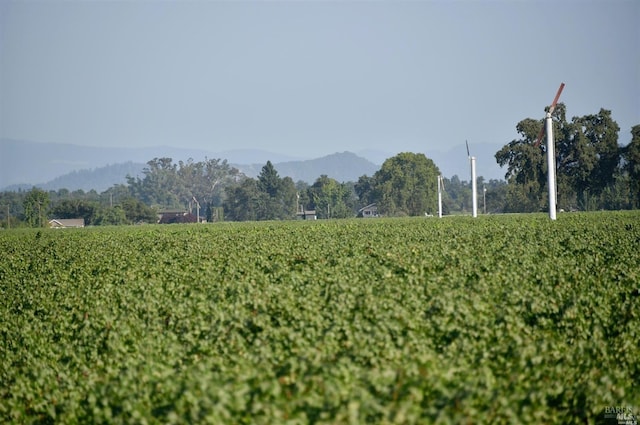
[0,139,506,192]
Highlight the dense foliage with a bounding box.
[22,187,50,228]
[356,153,441,217]
[224,161,298,221]
[126,157,242,210]
[0,108,638,227]
[1,212,638,423]
[625,125,640,206]
[496,106,639,212]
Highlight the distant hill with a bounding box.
[0,139,305,190]
[41,162,146,193]
[10,152,378,192]
[237,152,379,183]
[0,140,380,191]
[0,139,506,192]
[3,162,147,193]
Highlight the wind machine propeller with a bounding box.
[534,83,565,220]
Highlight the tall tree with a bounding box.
[223,178,261,222]
[556,121,592,209]
[203,158,241,206]
[255,162,296,220]
[223,163,296,222]
[178,157,240,207]
[93,206,128,226]
[624,125,640,208]
[354,175,375,208]
[276,177,298,220]
[307,175,355,219]
[23,187,50,227]
[120,198,157,223]
[50,199,99,225]
[127,158,184,207]
[495,116,549,212]
[101,184,133,208]
[496,104,623,212]
[569,109,621,208]
[257,161,281,198]
[126,157,241,210]
[0,191,24,228]
[371,152,440,216]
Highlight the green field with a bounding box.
[1,212,639,424]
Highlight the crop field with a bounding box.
[1,212,639,424]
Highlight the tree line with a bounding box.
[1,153,443,227]
[1,105,638,227]
[0,153,529,228]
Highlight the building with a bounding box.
[296,210,317,220]
[158,210,198,224]
[357,203,379,218]
[49,218,85,228]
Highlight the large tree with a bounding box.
[371,152,440,216]
[224,162,296,221]
[178,158,241,207]
[50,199,99,225]
[354,175,375,207]
[496,104,624,212]
[120,198,157,223]
[624,125,640,208]
[563,109,621,208]
[256,162,297,220]
[495,110,557,212]
[127,157,184,207]
[0,191,24,228]
[307,175,357,219]
[23,187,50,227]
[127,157,241,210]
[92,206,128,226]
[223,178,261,222]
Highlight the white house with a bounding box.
[49,218,85,228]
[357,203,379,218]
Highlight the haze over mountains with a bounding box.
[0,139,505,192]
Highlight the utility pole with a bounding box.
[437,175,443,218]
[483,186,487,214]
[192,196,201,223]
[471,157,478,218]
[466,141,478,218]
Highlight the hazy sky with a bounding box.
[1,0,638,160]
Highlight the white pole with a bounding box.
[471,157,478,218]
[193,196,200,223]
[546,112,557,220]
[483,186,487,214]
[437,176,443,218]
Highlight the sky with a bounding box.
[1,0,638,162]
